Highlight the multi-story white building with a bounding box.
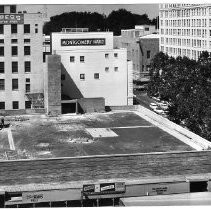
[0,5,46,113]
[45,29,133,114]
[159,3,211,60]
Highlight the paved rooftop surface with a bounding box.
[0,150,211,191]
[0,111,192,160]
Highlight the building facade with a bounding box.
[139,34,159,81]
[159,3,211,60]
[0,5,46,113]
[114,25,157,80]
[44,30,133,115]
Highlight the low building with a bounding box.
[114,25,158,80]
[44,29,133,115]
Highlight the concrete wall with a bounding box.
[127,61,133,105]
[44,54,61,116]
[78,98,105,113]
[0,13,44,110]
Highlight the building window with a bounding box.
[61,74,65,80]
[25,101,31,109]
[12,79,18,91]
[24,61,31,73]
[114,67,118,71]
[142,65,145,72]
[12,62,18,73]
[35,28,38,33]
[0,6,4,13]
[0,25,4,34]
[70,56,75,62]
[24,46,30,55]
[25,78,30,93]
[0,39,4,44]
[0,46,4,56]
[24,39,30,43]
[145,27,149,31]
[11,39,18,43]
[24,24,30,33]
[147,50,151,59]
[114,53,118,58]
[11,24,17,34]
[146,65,151,71]
[105,67,109,71]
[80,56,85,62]
[12,101,19,109]
[0,62,4,73]
[0,79,5,90]
[94,73,99,79]
[12,46,18,56]
[80,74,85,80]
[105,53,109,58]
[10,5,16,13]
[0,102,5,110]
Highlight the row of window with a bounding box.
[0,39,30,44]
[161,37,208,48]
[0,46,30,56]
[160,4,193,9]
[0,101,32,110]
[0,5,16,14]
[0,24,38,34]
[79,73,99,80]
[160,18,208,27]
[160,45,204,59]
[69,53,118,63]
[160,6,210,18]
[0,78,30,92]
[0,61,31,73]
[160,28,208,37]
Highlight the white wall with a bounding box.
[51,32,131,106]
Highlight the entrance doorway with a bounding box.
[190,181,208,193]
[61,100,78,114]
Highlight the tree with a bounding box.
[43,9,157,35]
[148,51,211,141]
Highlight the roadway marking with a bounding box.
[7,127,16,151]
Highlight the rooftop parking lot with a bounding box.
[0,111,193,160]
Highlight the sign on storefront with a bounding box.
[0,14,24,24]
[22,192,44,203]
[82,182,125,196]
[61,38,106,46]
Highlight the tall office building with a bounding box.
[159,4,211,60]
[0,5,46,113]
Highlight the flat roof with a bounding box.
[139,34,160,39]
[0,111,192,161]
[1,110,210,192]
[0,150,211,192]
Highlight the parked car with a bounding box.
[149,103,158,110]
[153,108,164,114]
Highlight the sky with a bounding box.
[17,4,159,19]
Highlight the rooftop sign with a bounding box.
[0,14,24,24]
[61,38,106,46]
